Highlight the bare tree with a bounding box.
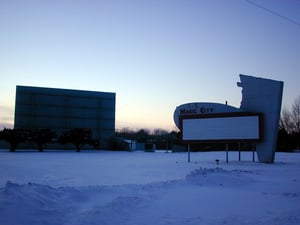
[135,129,150,143]
[0,128,29,152]
[279,96,300,150]
[59,128,93,152]
[279,107,293,133]
[152,128,168,136]
[280,96,300,134]
[31,129,57,152]
[291,96,300,134]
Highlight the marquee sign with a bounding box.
[173,74,283,163]
[180,112,263,143]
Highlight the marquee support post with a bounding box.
[188,144,191,163]
[226,144,229,163]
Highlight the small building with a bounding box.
[123,139,137,151]
[14,85,116,149]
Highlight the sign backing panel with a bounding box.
[180,112,263,143]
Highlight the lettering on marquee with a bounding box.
[200,107,213,113]
[180,107,213,115]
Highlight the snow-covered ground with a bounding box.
[0,150,299,225]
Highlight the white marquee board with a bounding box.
[180,113,262,142]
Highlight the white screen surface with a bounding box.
[182,115,260,141]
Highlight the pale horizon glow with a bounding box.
[0,0,299,131]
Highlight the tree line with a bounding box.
[113,128,179,150]
[0,127,180,152]
[0,128,96,152]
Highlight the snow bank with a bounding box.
[0,151,300,225]
[185,167,254,187]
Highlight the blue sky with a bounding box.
[0,0,299,131]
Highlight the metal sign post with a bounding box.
[226,144,229,163]
[188,144,191,163]
[252,143,256,162]
[238,142,241,161]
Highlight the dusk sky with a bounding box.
[0,0,299,131]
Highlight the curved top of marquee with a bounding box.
[173,102,244,128]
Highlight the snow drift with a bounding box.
[0,151,299,225]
